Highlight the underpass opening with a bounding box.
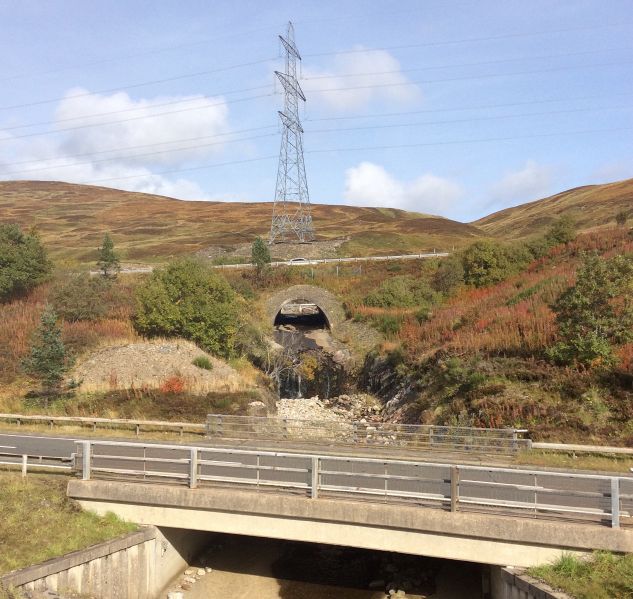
[173,533,485,599]
[274,298,330,329]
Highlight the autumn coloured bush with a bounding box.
[160,375,186,394]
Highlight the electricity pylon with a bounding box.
[269,21,315,244]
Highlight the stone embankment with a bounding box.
[276,394,382,422]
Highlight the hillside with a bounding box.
[0,181,481,264]
[473,177,633,239]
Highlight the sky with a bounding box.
[0,0,631,222]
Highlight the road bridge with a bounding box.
[65,440,633,575]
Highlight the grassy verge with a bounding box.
[0,472,136,575]
[529,552,633,599]
[516,450,633,474]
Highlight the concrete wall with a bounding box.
[0,526,209,599]
[490,566,572,599]
[67,480,633,569]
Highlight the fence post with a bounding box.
[611,478,620,528]
[189,448,198,489]
[450,466,460,512]
[81,441,91,481]
[310,456,319,499]
[21,454,28,477]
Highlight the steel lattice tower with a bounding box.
[269,21,315,244]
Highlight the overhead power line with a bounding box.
[306,105,631,134]
[7,124,627,188]
[304,91,633,122]
[301,46,633,80]
[0,59,275,112]
[306,126,633,154]
[0,124,278,169]
[1,83,273,133]
[306,59,633,94]
[304,22,633,58]
[0,91,274,142]
[5,102,629,175]
[2,132,279,177]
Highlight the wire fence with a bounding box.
[206,414,530,455]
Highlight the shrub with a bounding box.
[364,276,438,308]
[50,273,108,322]
[461,240,523,288]
[545,215,576,246]
[192,356,213,370]
[133,258,241,358]
[432,255,464,293]
[0,224,52,302]
[159,376,186,394]
[615,210,628,227]
[375,314,403,336]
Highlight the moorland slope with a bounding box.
[473,177,633,238]
[0,181,481,263]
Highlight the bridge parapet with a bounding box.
[72,440,633,529]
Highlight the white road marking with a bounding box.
[0,433,78,442]
[0,445,16,449]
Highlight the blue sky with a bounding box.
[0,0,631,221]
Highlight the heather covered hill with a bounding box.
[473,177,633,239]
[0,180,481,264]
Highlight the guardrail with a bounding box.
[74,440,633,528]
[206,414,530,455]
[532,442,633,456]
[213,252,450,270]
[0,413,206,437]
[0,451,72,475]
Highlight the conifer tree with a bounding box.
[97,233,120,278]
[23,306,73,404]
[251,236,271,279]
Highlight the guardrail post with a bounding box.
[21,454,28,477]
[611,478,620,528]
[81,441,91,481]
[450,466,460,512]
[310,456,319,499]
[189,448,198,489]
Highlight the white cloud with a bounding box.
[55,87,230,166]
[343,161,462,214]
[302,48,421,112]
[0,88,236,200]
[489,160,553,206]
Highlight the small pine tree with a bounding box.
[616,210,628,227]
[97,233,120,278]
[251,236,271,279]
[23,306,73,404]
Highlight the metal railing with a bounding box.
[206,414,530,455]
[0,451,72,475]
[0,413,206,437]
[74,440,633,528]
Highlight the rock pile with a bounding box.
[166,565,212,596]
[276,393,381,422]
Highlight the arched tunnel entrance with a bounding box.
[274,299,330,329]
[269,294,348,400]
